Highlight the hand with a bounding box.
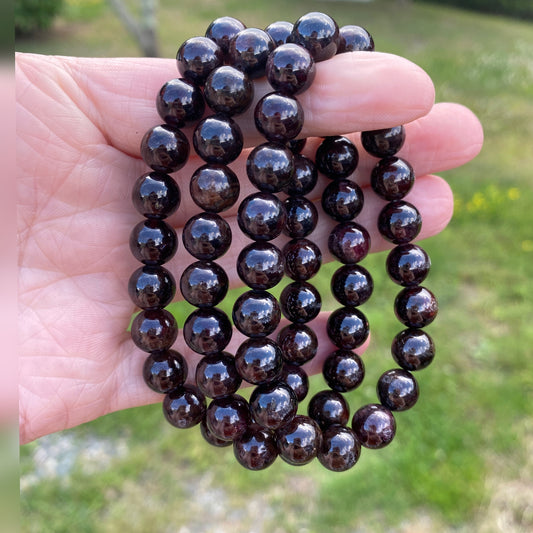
[17,52,483,444]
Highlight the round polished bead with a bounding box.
[277,323,318,366]
[287,138,307,155]
[322,349,365,392]
[193,114,243,165]
[283,197,318,238]
[316,136,359,179]
[326,307,369,350]
[377,369,419,411]
[235,337,283,385]
[361,126,406,158]
[205,16,246,56]
[200,418,233,448]
[132,172,181,219]
[331,264,373,307]
[131,309,177,353]
[391,328,435,371]
[328,222,370,264]
[182,213,231,260]
[283,154,317,196]
[142,349,187,394]
[128,265,176,310]
[276,415,322,466]
[140,125,190,173]
[337,25,374,53]
[130,219,177,265]
[204,66,254,115]
[236,241,284,290]
[228,28,275,79]
[250,381,297,430]
[195,352,241,399]
[371,157,415,201]
[318,425,361,472]
[237,192,286,241]
[176,36,223,85]
[378,201,422,244]
[394,286,438,328]
[234,424,278,470]
[183,307,232,355]
[189,164,240,213]
[163,385,206,429]
[254,92,304,143]
[205,394,251,441]
[387,244,431,286]
[265,20,293,47]
[246,142,294,193]
[156,78,205,128]
[308,390,350,430]
[266,43,316,95]
[283,238,322,281]
[321,179,364,222]
[280,363,309,402]
[179,261,228,308]
[352,404,396,449]
[280,281,322,324]
[232,290,281,338]
[289,12,339,62]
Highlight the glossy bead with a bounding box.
[237,192,286,241]
[318,425,361,472]
[204,66,254,115]
[283,197,318,238]
[280,363,309,402]
[316,136,359,179]
[387,244,431,286]
[277,323,318,366]
[130,219,177,265]
[176,36,223,85]
[246,142,294,193]
[276,415,322,466]
[280,281,322,324]
[361,126,406,158]
[328,222,370,264]
[205,16,246,56]
[250,381,297,430]
[162,384,206,428]
[283,154,317,196]
[371,157,415,201]
[331,264,373,307]
[195,352,242,399]
[254,92,304,143]
[193,114,243,165]
[394,286,438,328]
[182,213,231,260]
[326,307,369,350]
[337,25,374,53]
[283,238,322,281]
[132,172,180,219]
[140,124,190,173]
[378,201,421,244]
[183,307,232,355]
[391,328,435,371]
[377,369,419,411]
[232,290,281,337]
[352,404,396,449]
[289,12,339,62]
[205,394,251,441]
[200,418,233,447]
[128,265,176,310]
[287,138,307,155]
[308,390,350,429]
[235,337,283,385]
[142,349,187,394]
[322,349,365,392]
[321,179,364,222]
[156,78,205,128]
[265,20,293,47]
[234,424,278,470]
[228,28,275,79]
[189,164,240,213]
[236,241,284,290]
[131,309,177,353]
[265,43,316,95]
[179,261,228,308]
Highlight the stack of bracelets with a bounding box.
[128,12,438,471]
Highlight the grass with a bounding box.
[18,1,533,531]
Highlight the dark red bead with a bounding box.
[265,20,293,47]
[394,286,438,328]
[246,142,294,193]
[266,43,316,95]
[391,328,435,371]
[276,415,322,466]
[289,12,339,62]
[250,381,297,430]
[308,390,350,429]
[235,337,283,385]
[236,241,284,290]
[140,125,190,173]
[323,349,365,392]
[233,423,278,470]
[254,92,304,143]
[182,213,231,260]
[352,404,396,449]
[130,219,177,265]
[237,192,286,241]
[132,172,180,219]
[337,25,374,53]
[200,418,233,447]
[204,66,254,115]
[287,138,307,155]
[280,281,322,324]
[195,352,242,399]
[183,307,232,355]
[189,164,240,214]
[387,244,431,286]
[361,126,406,158]
[205,394,251,441]
[322,179,364,222]
[316,136,359,179]
[283,197,318,238]
[142,349,187,394]
[232,290,281,338]
[328,222,370,264]
[283,238,321,281]
[326,307,369,350]
[128,265,176,310]
[163,384,206,429]
[131,309,177,353]
[156,78,205,128]
[193,114,243,165]
[228,28,275,79]
[318,425,361,472]
[280,363,309,402]
[277,323,318,366]
[331,264,373,307]
[179,261,228,308]
[283,154,317,196]
[205,16,246,56]
[371,157,415,201]
[378,200,422,244]
[176,36,223,85]
[377,369,419,411]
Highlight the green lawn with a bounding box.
[18,1,533,531]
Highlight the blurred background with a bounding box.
[17,0,533,531]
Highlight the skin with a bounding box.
[16,52,483,444]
